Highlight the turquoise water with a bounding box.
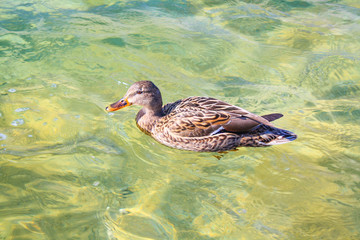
[1,0,360,239]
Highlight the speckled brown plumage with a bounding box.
[106,81,297,152]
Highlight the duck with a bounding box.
[106,81,296,152]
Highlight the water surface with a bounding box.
[1,0,360,239]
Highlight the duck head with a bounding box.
[106,81,163,113]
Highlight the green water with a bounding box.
[1,0,359,239]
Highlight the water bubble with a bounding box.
[15,107,30,112]
[108,112,114,116]
[43,122,47,126]
[28,135,33,138]
[11,119,24,126]
[8,88,16,93]
[53,117,58,121]
[93,181,100,187]
[0,133,6,141]
[51,83,57,88]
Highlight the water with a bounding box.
[0,0,359,239]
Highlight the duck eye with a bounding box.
[137,90,143,94]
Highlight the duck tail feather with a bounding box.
[261,113,283,122]
[239,125,297,146]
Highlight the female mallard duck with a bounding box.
[106,81,296,152]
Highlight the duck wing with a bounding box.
[173,97,275,132]
[158,97,279,137]
[157,109,231,137]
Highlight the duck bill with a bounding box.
[106,98,131,112]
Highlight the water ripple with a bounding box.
[0,0,359,239]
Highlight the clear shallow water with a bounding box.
[0,0,359,239]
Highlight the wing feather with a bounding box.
[156,96,274,138]
[157,109,231,137]
[176,97,274,126]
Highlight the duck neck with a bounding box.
[145,107,164,118]
[136,106,164,134]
